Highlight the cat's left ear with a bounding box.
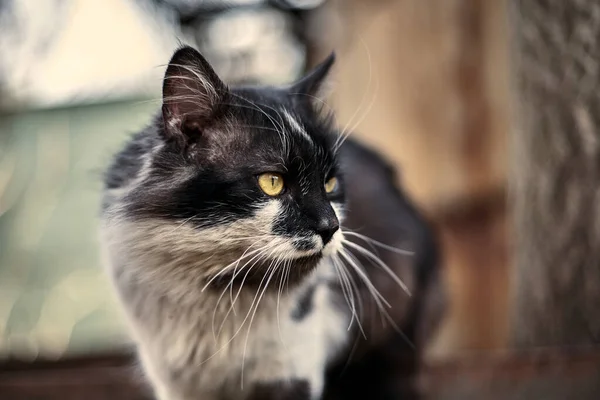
[289,52,335,108]
[161,46,227,147]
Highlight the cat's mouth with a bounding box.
[285,248,323,260]
[209,252,323,291]
[205,234,342,291]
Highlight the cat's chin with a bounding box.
[208,253,325,292]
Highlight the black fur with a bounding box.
[246,379,311,400]
[323,140,442,400]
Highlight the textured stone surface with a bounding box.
[511,0,600,346]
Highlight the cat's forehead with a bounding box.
[226,87,336,169]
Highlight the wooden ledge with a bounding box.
[2,347,600,399]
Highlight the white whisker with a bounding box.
[241,260,278,388]
[342,230,414,256]
[332,256,365,338]
[276,257,287,347]
[343,240,411,296]
[338,249,391,308]
[335,37,375,152]
[213,241,274,340]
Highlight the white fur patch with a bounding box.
[247,260,348,398]
[322,202,344,257]
[282,109,313,145]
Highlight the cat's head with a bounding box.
[110,46,345,291]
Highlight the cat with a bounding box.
[100,46,443,400]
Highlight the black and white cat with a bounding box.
[100,46,443,400]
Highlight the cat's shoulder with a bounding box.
[337,137,399,181]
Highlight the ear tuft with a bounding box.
[161,46,226,145]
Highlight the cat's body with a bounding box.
[100,46,442,400]
[108,248,347,400]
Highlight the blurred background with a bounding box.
[0,0,509,364]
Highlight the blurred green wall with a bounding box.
[0,100,158,359]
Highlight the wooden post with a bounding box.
[510,0,600,346]
[332,0,510,356]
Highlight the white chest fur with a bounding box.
[118,259,349,400]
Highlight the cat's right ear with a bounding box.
[161,46,226,146]
[289,52,335,109]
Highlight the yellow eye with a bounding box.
[258,173,285,196]
[325,177,338,194]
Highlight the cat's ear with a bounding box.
[161,46,226,145]
[289,52,335,107]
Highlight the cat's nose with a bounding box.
[316,216,339,245]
